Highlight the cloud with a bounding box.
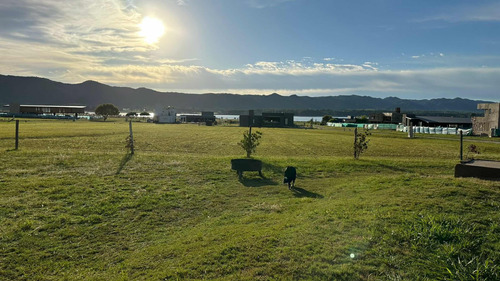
[240,60,377,75]
[2,43,500,101]
[409,53,448,61]
[0,0,172,79]
[22,58,496,101]
[0,0,149,54]
[187,66,499,101]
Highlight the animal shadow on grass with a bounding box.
[239,174,278,187]
[236,161,283,187]
[116,153,133,175]
[262,162,287,175]
[291,186,324,199]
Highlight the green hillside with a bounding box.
[0,119,499,280]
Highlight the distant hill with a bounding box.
[0,74,491,114]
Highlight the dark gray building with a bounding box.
[239,112,294,128]
[179,111,216,124]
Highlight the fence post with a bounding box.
[129,120,134,154]
[459,130,463,161]
[15,120,19,150]
[354,127,358,159]
[248,110,254,135]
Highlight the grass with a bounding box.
[0,118,499,280]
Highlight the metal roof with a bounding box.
[414,116,472,124]
[20,105,86,108]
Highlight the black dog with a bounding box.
[283,166,296,190]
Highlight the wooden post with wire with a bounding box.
[353,127,358,159]
[15,120,19,150]
[128,120,134,154]
[459,130,463,162]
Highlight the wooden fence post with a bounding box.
[129,120,134,154]
[15,120,19,150]
[460,130,463,161]
[354,127,358,159]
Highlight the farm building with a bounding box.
[472,103,500,137]
[154,107,176,123]
[239,112,294,128]
[403,115,472,128]
[369,108,403,124]
[179,112,216,125]
[6,103,86,118]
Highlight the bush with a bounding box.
[238,130,262,158]
[353,129,370,159]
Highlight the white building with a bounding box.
[154,107,176,123]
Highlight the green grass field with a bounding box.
[1,119,499,280]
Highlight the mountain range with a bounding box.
[0,74,490,114]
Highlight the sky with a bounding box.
[1,0,500,101]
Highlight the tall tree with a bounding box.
[95,103,119,121]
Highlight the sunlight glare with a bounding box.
[139,17,165,44]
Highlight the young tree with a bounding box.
[238,130,262,158]
[321,115,332,125]
[353,128,370,159]
[95,103,120,121]
[466,144,480,160]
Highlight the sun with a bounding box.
[139,17,165,44]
